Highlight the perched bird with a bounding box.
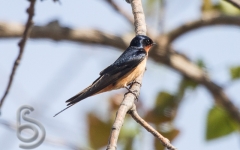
[54,35,155,117]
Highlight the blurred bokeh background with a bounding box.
[0,0,240,150]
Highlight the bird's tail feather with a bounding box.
[54,85,96,117]
[66,85,94,106]
[53,103,76,117]
[54,76,109,117]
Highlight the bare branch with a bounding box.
[129,0,147,35]
[105,0,134,24]
[1,15,240,48]
[224,0,240,9]
[107,0,165,149]
[128,104,176,150]
[146,14,240,123]
[0,0,36,110]
[107,0,176,149]
[166,15,240,45]
[107,0,147,147]
[150,14,240,123]
[0,21,129,50]
[149,46,240,123]
[106,75,143,150]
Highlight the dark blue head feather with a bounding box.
[130,35,154,47]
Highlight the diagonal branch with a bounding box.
[151,14,240,123]
[128,104,176,150]
[166,15,240,46]
[0,0,36,110]
[224,0,240,9]
[152,48,240,123]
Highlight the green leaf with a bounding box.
[230,66,240,80]
[119,121,139,150]
[145,91,177,124]
[196,59,206,69]
[206,105,239,140]
[87,113,111,149]
[180,77,198,90]
[146,0,157,7]
[122,137,134,150]
[155,91,175,108]
[177,77,198,100]
[218,1,240,15]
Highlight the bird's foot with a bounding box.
[127,81,142,87]
[132,81,142,87]
[124,86,138,101]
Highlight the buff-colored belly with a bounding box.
[114,58,146,88]
[97,58,147,94]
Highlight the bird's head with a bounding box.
[130,35,156,52]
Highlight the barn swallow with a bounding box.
[54,35,155,117]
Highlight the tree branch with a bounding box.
[128,104,176,150]
[129,0,147,35]
[1,15,240,49]
[152,49,240,123]
[107,0,150,149]
[0,15,239,123]
[107,0,176,149]
[0,20,129,50]
[166,15,240,45]
[224,0,240,9]
[106,75,143,150]
[150,15,240,123]
[0,0,36,110]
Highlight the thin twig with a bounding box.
[224,0,240,9]
[0,0,36,111]
[128,104,176,150]
[105,0,134,24]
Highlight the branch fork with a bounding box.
[106,0,176,149]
